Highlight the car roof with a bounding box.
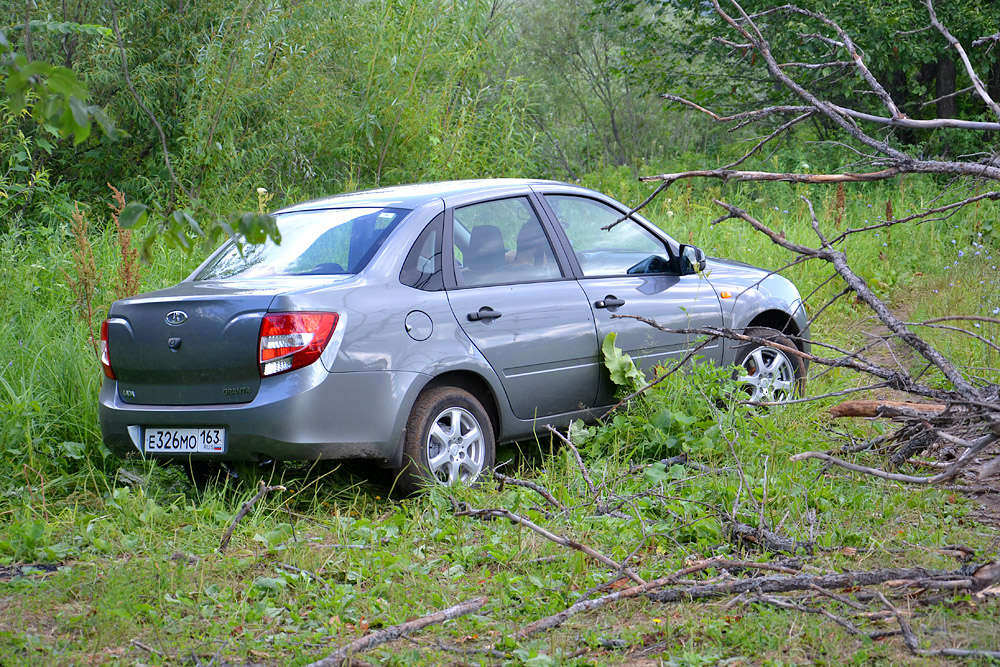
[274,179,573,214]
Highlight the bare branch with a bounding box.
[725,111,814,168]
[790,433,999,484]
[831,190,1000,242]
[925,0,1000,119]
[601,180,669,231]
[919,85,976,110]
[745,594,862,635]
[640,167,903,186]
[777,60,852,70]
[664,93,1000,132]
[219,482,286,552]
[456,506,644,584]
[544,425,597,497]
[515,558,798,638]
[710,200,991,412]
[492,470,564,511]
[972,32,1000,49]
[305,597,488,667]
[648,563,987,602]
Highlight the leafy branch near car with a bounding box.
[0,13,278,263]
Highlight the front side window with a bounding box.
[453,197,561,287]
[197,207,408,280]
[544,195,672,277]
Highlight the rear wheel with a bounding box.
[395,387,495,494]
[734,327,806,403]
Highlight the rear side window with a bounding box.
[197,207,409,280]
[400,215,444,291]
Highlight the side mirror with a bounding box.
[679,244,707,275]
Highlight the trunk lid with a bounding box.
[106,278,332,405]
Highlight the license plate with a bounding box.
[144,427,226,454]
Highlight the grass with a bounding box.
[0,172,997,664]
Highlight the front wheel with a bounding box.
[734,327,806,403]
[395,387,495,494]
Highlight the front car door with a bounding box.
[536,191,725,406]
[444,192,601,419]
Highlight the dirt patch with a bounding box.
[969,491,1000,531]
[0,563,61,581]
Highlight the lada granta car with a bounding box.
[99,179,809,491]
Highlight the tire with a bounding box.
[734,327,806,403]
[395,387,495,494]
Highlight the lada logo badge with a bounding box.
[165,310,188,326]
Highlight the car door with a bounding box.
[444,193,601,419]
[537,192,725,405]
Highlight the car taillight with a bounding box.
[259,312,339,377]
[99,319,115,379]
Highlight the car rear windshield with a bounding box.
[196,207,409,280]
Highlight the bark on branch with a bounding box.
[304,597,488,667]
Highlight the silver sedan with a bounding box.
[99,179,809,491]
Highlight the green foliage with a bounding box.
[592,336,748,462]
[600,0,1000,156]
[0,25,113,146]
[600,332,644,392]
[0,3,997,662]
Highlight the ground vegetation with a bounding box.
[0,0,997,664]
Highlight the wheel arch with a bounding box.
[745,310,805,352]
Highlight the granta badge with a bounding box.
[165,310,188,326]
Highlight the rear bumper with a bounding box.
[99,367,428,464]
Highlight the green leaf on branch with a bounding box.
[118,202,148,229]
[10,20,113,38]
[228,212,280,245]
[602,332,643,391]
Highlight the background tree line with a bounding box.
[2,0,999,235]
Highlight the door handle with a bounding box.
[468,306,502,322]
[594,296,625,309]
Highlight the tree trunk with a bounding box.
[936,54,957,119]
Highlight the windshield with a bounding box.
[196,207,409,280]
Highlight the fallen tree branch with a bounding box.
[744,593,862,635]
[218,482,286,552]
[492,470,564,511]
[647,564,987,603]
[829,400,947,419]
[926,0,1000,120]
[544,425,596,497]
[639,166,903,186]
[879,590,1000,659]
[304,597,488,667]
[728,519,812,556]
[455,506,644,584]
[515,557,799,639]
[790,433,999,484]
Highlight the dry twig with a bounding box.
[456,506,644,584]
[304,597,488,667]
[218,482,286,552]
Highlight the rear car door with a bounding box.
[444,193,601,419]
[537,192,725,405]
